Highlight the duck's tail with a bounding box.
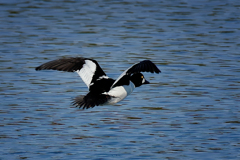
[72,92,111,109]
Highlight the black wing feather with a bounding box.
[35,57,86,72]
[126,60,161,74]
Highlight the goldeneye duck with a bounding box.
[35,57,161,109]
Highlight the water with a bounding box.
[1,0,240,159]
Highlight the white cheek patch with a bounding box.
[76,60,96,88]
[142,78,145,84]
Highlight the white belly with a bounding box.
[105,82,135,104]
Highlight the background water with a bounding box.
[1,0,240,159]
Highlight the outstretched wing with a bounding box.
[35,57,106,88]
[111,60,161,88]
[126,60,161,74]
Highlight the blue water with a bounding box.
[1,0,240,159]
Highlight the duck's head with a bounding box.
[130,73,149,87]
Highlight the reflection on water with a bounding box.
[1,0,240,159]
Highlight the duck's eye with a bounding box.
[141,76,143,79]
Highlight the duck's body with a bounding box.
[36,57,161,109]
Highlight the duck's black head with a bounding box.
[130,73,149,87]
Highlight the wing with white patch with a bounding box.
[35,57,106,88]
[111,60,161,89]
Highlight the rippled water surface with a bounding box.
[1,0,240,159]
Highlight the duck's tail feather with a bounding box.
[72,93,111,109]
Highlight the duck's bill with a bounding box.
[143,80,150,84]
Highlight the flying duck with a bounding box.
[35,57,161,109]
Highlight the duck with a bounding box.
[35,57,161,109]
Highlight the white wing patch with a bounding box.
[76,60,96,88]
